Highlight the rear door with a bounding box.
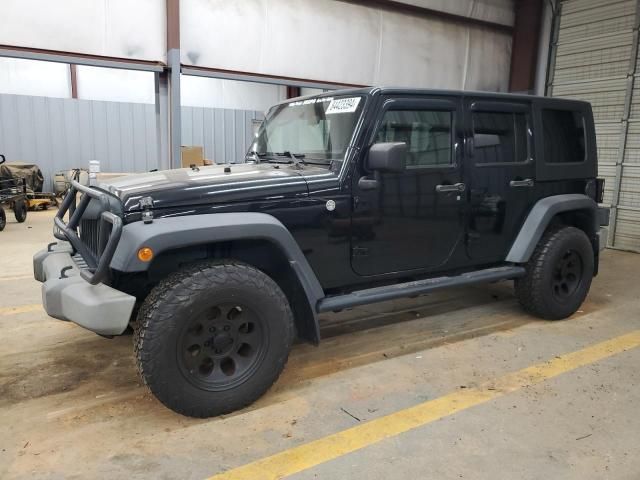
[464,99,536,262]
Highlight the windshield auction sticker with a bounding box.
[289,97,333,107]
[325,97,361,114]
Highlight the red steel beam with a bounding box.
[167,0,180,51]
[509,0,544,93]
[69,64,78,98]
[337,0,513,34]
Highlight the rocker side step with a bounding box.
[316,266,526,313]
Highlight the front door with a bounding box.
[464,99,536,261]
[351,96,466,276]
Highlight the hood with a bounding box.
[101,163,312,213]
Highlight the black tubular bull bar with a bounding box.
[54,180,122,285]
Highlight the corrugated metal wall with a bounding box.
[0,94,160,177]
[0,93,263,189]
[549,0,640,252]
[181,106,263,165]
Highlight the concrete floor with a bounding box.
[1,209,639,479]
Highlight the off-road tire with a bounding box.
[134,260,294,418]
[13,199,27,223]
[515,226,594,320]
[0,208,5,231]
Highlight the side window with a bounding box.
[375,109,453,167]
[542,109,585,163]
[472,111,529,164]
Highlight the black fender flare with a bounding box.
[506,194,597,263]
[111,212,325,339]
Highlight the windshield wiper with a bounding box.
[249,151,333,168]
[255,151,307,168]
[280,151,305,169]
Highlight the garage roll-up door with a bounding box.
[548,0,640,252]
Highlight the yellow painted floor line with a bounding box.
[0,304,43,316]
[208,330,640,480]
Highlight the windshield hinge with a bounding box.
[139,196,154,224]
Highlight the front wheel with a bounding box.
[515,226,594,320]
[135,261,294,418]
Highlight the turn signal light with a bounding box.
[137,247,154,262]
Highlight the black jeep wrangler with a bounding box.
[34,88,609,417]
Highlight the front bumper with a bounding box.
[33,241,135,336]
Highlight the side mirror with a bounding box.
[367,142,407,172]
[358,142,407,191]
[0,154,5,165]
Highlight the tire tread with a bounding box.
[134,260,294,418]
[515,225,593,320]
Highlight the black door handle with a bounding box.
[509,179,534,188]
[436,182,465,193]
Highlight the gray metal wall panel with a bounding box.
[143,104,157,171]
[48,98,67,170]
[0,93,262,190]
[203,108,215,162]
[181,105,263,164]
[78,101,94,163]
[614,207,640,251]
[215,108,226,164]
[119,103,135,173]
[549,0,640,252]
[224,109,236,163]
[181,106,194,148]
[192,109,205,149]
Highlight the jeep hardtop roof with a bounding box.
[279,86,590,110]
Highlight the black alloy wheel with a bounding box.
[551,249,584,303]
[177,302,268,391]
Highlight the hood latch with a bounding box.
[139,196,154,224]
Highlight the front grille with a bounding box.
[56,180,122,285]
[79,219,112,257]
[79,219,99,255]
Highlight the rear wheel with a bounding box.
[0,208,5,231]
[13,199,27,223]
[515,226,594,320]
[135,261,294,418]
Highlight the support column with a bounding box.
[286,86,301,98]
[154,71,170,171]
[166,0,182,169]
[70,64,78,99]
[168,48,182,169]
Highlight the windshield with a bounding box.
[248,95,365,165]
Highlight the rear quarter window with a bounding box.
[542,109,586,164]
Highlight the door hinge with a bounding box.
[352,246,369,257]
